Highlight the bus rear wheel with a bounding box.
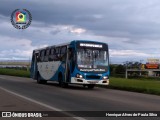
[87,84,95,89]
[37,73,47,84]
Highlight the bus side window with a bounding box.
[44,49,50,62]
[61,46,67,61]
[49,48,54,61]
[54,47,60,61]
[40,50,45,62]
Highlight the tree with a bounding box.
[110,64,117,75]
[115,65,125,74]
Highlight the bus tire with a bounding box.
[37,73,42,84]
[42,80,47,84]
[66,70,70,83]
[87,84,95,89]
[83,85,87,88]
[37,73,47,84]
[58,73,68,88]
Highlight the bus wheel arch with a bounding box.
[37,72,42,84]
[37,72,47,84]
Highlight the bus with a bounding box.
[30,40,109,89]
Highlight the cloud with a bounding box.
[0,35,48,60]
[0,0,160,63]
[110,49,149,57]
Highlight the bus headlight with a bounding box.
[103,76,108,80]
[76,74,83,78]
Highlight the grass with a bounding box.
[0,68,30,78]
[0,62,30,65]
[108,77,160,95]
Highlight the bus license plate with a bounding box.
[88,81,98,84]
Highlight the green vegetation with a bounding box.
[0,68,30,78]
[108,77,160,95]
[110,64,125,78]
[109,63,160,95]
[0,61,30,65]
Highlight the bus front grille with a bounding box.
[86,75,101,80]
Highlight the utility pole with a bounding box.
[123,61,128,79]
[139,60,143,76]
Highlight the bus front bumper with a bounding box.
[71,77,109,85]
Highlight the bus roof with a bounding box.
[33,40,107,52]
[73,40,108,45]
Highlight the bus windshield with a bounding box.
[77,48,109,72]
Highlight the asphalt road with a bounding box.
[0,75,160,120]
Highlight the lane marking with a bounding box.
[0,86,86,120]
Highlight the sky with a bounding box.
[0,0,160,64]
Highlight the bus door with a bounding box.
[65,47,72,83]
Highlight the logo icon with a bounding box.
[2,112,11,117]
[16,11,26,23]
[11,9,32,29]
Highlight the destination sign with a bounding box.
[80,43,103,48]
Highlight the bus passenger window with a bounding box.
[61,46,67,61]
[49,48,54,61]
[40,50,45,62]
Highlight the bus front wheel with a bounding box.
[58,74,68,88]
[87,84,95,89]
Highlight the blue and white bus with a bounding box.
[30,40,109,89]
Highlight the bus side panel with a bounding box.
[37,61,65,81]
[50,62,66,82]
